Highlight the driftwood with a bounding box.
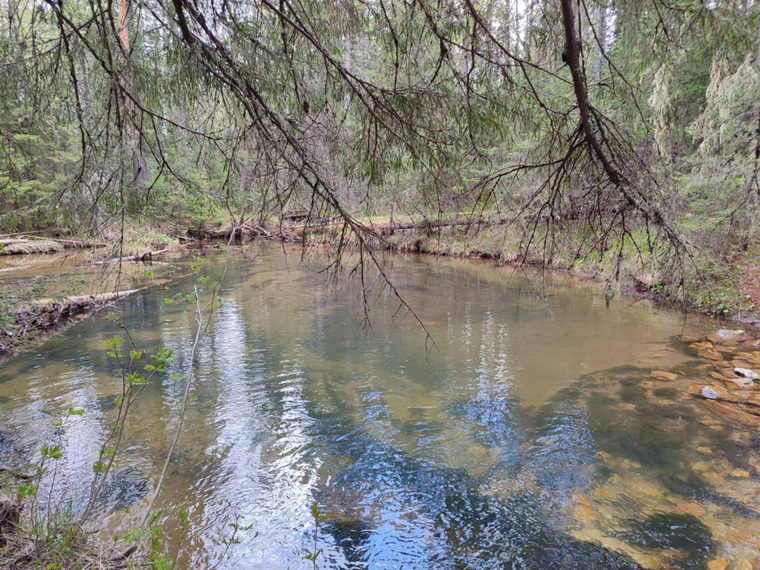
[0,237,105,255]
[0,239,64,255]
[188,216,502,244]
[0,229,63,238]
[188,220,271,240]
[366,217,497,238]
[282,216,493,240]
[386,217,488,231]
[94,249,170,264]
[47,238,106,249]
[25,290,141,310]
[1,290,143,352]
[282,209,310,222]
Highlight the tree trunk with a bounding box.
[559,0,621,185]
[559,0,682,242]
[117,0,148,186]
[592,0,607,82]
[118,0,130,52]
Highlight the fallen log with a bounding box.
[0,239,64,255]
[0,229,63,238]
[188,222,272,240]
[25,290,141,311]
[386,217,488,231]
[0,237,105,254]
[1,290,143,352]
[94,249,170,264]
[48,238,106,249]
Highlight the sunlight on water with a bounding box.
[1,244,759,569]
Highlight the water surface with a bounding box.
[1,244,759,569]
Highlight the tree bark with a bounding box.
[592,0,607,82]
[559,0,622,186]
[117,0,148,186]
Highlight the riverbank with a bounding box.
[0,226,191,357]
[188,212,759,324]
[375,220,760,326]
[2,214,758,358]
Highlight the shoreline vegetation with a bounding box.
[1,213,759,359]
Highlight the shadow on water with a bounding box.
[312,423,642,569]
[619,514,714,569]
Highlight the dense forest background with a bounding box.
[1,0,760,312]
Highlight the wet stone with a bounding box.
[727,377,754,389]
[729,469,750,478]
[97,467,149,512]
[701,387,719,400]
[698,349,723,361]
[735,558,755,570]
[707,558,728,570]
[651,371,678,381]
[734,368,758,381]
[715,330,746,342]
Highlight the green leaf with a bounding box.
[41,443,64,460]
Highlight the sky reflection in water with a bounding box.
[2,245,758,569]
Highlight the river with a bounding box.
[1,244,758,569]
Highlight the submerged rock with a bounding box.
[650,371,677,381]
[702,400,760,427]
[690,384,751,404]
[707,558,728,570]
[715,329,746,342]
[701,387,719,400]
[697,349,723,361]
[733,367,758,381]
[729,469,750,478]
[715,329,747,341]
[728,377,754,389]
[96,467,149,512]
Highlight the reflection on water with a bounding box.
[1,245,759,569]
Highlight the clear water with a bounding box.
[1,244,759,569]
